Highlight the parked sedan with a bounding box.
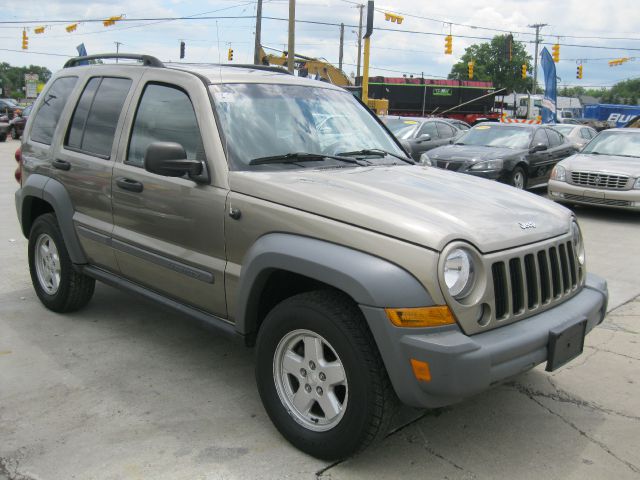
[551,124,598,150]
[382,116,463,161]
[548,129,640,211]
[422,123,577,189]
[8,104,32,139]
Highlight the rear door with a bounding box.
[110,70,228,317]
[52,70,141,271]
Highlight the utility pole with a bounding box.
[253,0,263,64]
[356,4,364,79]
[528,23,547,118]
[339,23,344,71]
[114,41,123,63]
[287,0,296,73]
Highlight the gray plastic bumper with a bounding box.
[361,273,608,409]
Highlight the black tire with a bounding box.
[28,213,95,312]
[509,166,527,190]
[11,127,19,140]
[255,290,397,460]
[0,132,6,142]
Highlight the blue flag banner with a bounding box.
[540,47,557,123]
[76,43,89,65]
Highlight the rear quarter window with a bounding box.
[30,76,78,145]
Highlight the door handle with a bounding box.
[116,177,144,193]
[52,159,71,171]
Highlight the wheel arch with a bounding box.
[235,233,434,345]
[17,174,87,264]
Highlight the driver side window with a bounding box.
[532,128,549,147]
[127,83,205,168]
[417,122,438,139]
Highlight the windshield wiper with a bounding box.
[337,148,415,164]
[249,152,365,166]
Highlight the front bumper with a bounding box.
[549,179,640,211]
[361,273,608,408]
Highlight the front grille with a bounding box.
[563,193,632,207]
[571,171,629,190]
[435,160,463,171]
[491,239,581,322]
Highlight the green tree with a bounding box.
[0,63,52,98]
[448,35,533,93]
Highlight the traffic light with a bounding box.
[227,48,234,61]
[34,26,45,34]
[521,64,527,79]
[444,35,452,55]
[468,61,474,80]
[180,41,185,59]
[383,12,404,24]
[22,30,28,50]
[66,23,78,33]
[552,43,560,63]
[576,64,583,79]
[608,58,629,67]
[103,15,124,27]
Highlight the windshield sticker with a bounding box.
[403,120,418,124]
[476,125,491,130]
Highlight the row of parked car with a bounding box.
[382,116,639,211]
[0,99,32,142]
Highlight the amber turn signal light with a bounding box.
[385,306,455,328]
[410,359,432,382]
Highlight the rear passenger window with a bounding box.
[65,77,132,158]
[127,84,204,168]
[30,76,78,145]
[436,122,456,138]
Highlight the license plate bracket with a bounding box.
[546,320,587,372]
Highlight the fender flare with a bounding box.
[16,174,87,264]
[235,233,434,336]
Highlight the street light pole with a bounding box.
[114,41,123,63]
[528,23,547,118]
[253,0,263,64]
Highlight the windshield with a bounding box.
[455,125,531,149]
[553,125,575,135]
[581,131,640,158]
[210,83,404,170]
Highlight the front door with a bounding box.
[111,72,228,317]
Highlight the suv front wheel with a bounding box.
[28,213,95,312]
[255,290,397,460]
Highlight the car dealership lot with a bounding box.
[1,138,638,479]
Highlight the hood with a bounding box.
[229,166,572,253]
[427,144,522,163]
[560,153,640,178]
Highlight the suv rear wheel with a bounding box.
[28,213,95,312]
[255,290,397,460]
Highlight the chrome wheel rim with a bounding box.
[273,329,348,432]
[513,171,525,189]
[34,233,61,295]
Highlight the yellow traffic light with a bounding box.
[521,64,527,79]
[552,43,560,63]
[22,29,28,50]
[34,26,45,34]
[468,61,474,80]
[103,15,124,27]
[384,12,404,24]
[66,23,78,33]
[228,48,234,61]
[576,65,583,79]
[608,57,629,67]
[444,35,452,55]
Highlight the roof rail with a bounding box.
[63,53,164,69]
[225,64,292,74]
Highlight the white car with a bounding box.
[551,124,598,150]
[549,129,640,211]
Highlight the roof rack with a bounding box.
[224,64,292,75]
[64,53,164,69]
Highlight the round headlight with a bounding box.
[444,248,475,299]
[571,221,585,265]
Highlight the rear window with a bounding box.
[65,77,132,158]
[30,77,78,145]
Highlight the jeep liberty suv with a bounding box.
[15,54,608,460]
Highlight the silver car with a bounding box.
[551,124,598,150]
[549,129,640,210]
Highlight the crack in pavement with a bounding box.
[0,457,36,480]
[412,424,478,479]
[515,387,640,474]
[586,345,640,361]
[507,380,640,422]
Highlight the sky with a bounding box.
[2,0,639,90]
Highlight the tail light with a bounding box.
[14,147,22,184]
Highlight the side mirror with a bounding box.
[415,133,431,143]
[529,143,548,153]
[144,142,203,178]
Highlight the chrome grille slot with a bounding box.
[487,235,583,328]
[571,171,629,190]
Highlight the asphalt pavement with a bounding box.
[1,137,638,480]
